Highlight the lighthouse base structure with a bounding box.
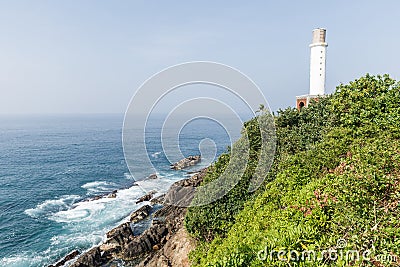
[295,94,322,111]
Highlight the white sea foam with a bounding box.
[22,177,181,266]
[0,243,81,267]
[81,181,116,189]
[0,252,52,267]
[50,182,147,224]
[51,200,109,223]
[24,195,80,218]
[124,172,134,180]
[151,151,162,158]
[0,256,34,267]
[134,176,179,196]
[81,181,118,194]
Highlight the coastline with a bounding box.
[50,167,206,267]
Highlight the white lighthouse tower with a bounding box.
[296,28,328,110]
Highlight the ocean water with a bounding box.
[0,114,242,267]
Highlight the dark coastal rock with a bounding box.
[150,194,166,205]
[148,173,158,179]
[134,170,206,266]
[116,173,202,261]
[125,173,205,262]
[136,191,156,204]
[137,227,195,267]
[107,193,117,198]
[92,195,102,201]
[107,190,118,198]
[130,204,152,223]
[64,169,207,267]
[121,220,169,260]
[106,222,134,245]
[170,155,201,170]
[69,247,103,267]
[153,203,184,219]
[99,222,136,260]
[48,250,80,267]
[85,189,118,202]
[164,168,207,207]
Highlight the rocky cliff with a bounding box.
[60,169,206,267]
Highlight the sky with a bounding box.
[1,0,400,114]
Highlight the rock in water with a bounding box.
[47,250,80,267]
[62,168,207,267]
[130,204,152,223]
[150,194,166,205]
[69,247,103,267]
[107,190,118,198]
[170,155,201,170]
[148,173,158,179]
[136,191,156,204]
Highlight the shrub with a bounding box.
[187,74,400,267]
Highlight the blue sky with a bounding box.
[1,1,399,114]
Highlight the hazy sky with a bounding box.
[1,1,399,114]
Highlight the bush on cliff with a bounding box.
[185,113,271,241]
[187,74,400,266]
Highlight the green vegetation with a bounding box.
[186,74,400,266]
[185,113,272,242]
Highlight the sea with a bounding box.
[0,113,245,267]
